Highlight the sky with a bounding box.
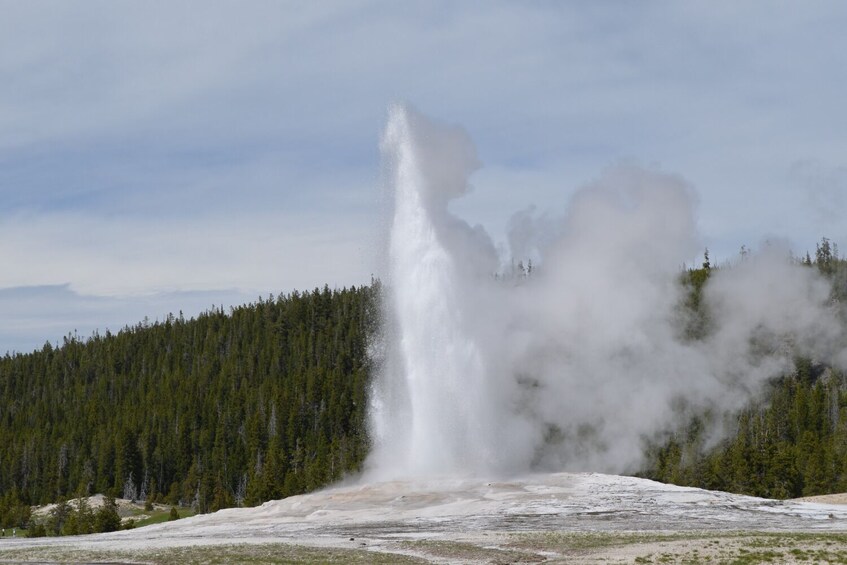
[1,1,845,354]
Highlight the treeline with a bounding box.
[0,284,377,527]
[642,238,847,498]
[643,363,847,499]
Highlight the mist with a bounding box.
[366,105,846,480]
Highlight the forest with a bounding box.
[0,283,377,532]
[642,238,847,498]
[1,239,846,535]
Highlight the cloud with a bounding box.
[0,208,373,297]
[1,1,847,352]
[790,160,847,227]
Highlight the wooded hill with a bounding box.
[0,284,377,527]
[642,238,847,498]
[1,239,846,532]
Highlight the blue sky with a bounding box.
[1,1,845,353]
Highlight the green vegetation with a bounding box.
[507,531,847,564]
[644,239,847,498]
[24,493,196,537]
[25,495,120,536]
[0,284,377,530]
[399,539,544,563]
[123,503,194,528]
[0,490,30,530]
[643,363,847,498]
[0,542,429,564]
[507,530,720,555]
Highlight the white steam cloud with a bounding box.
[367,105,846,480]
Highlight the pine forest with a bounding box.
[0,284,377,531]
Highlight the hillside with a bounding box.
[641,364,847,498]
[0,284,377,528]
[641,241,847,499]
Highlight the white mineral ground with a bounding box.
[2,472,847,562]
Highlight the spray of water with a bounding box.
[366,105,847,480]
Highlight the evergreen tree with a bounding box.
[94,495,121,533]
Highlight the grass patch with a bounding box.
[508,530,847,564]
[508,530,709,552]
[400,539,544,563]
[129,505,196,528]
[0,528,26,538]
[0,542,429,564]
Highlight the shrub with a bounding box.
[94,496,121,533]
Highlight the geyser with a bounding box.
[367,106,520,477]
[367,105,846,480]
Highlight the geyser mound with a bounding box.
[367,105,846,480]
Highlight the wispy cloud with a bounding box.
[0,1,845,351]
[0,209,373,296]
[0,284,256,355]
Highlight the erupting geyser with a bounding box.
[367,105,523,477]
[366,104,847,480]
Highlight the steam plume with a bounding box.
[367,105,846,479]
